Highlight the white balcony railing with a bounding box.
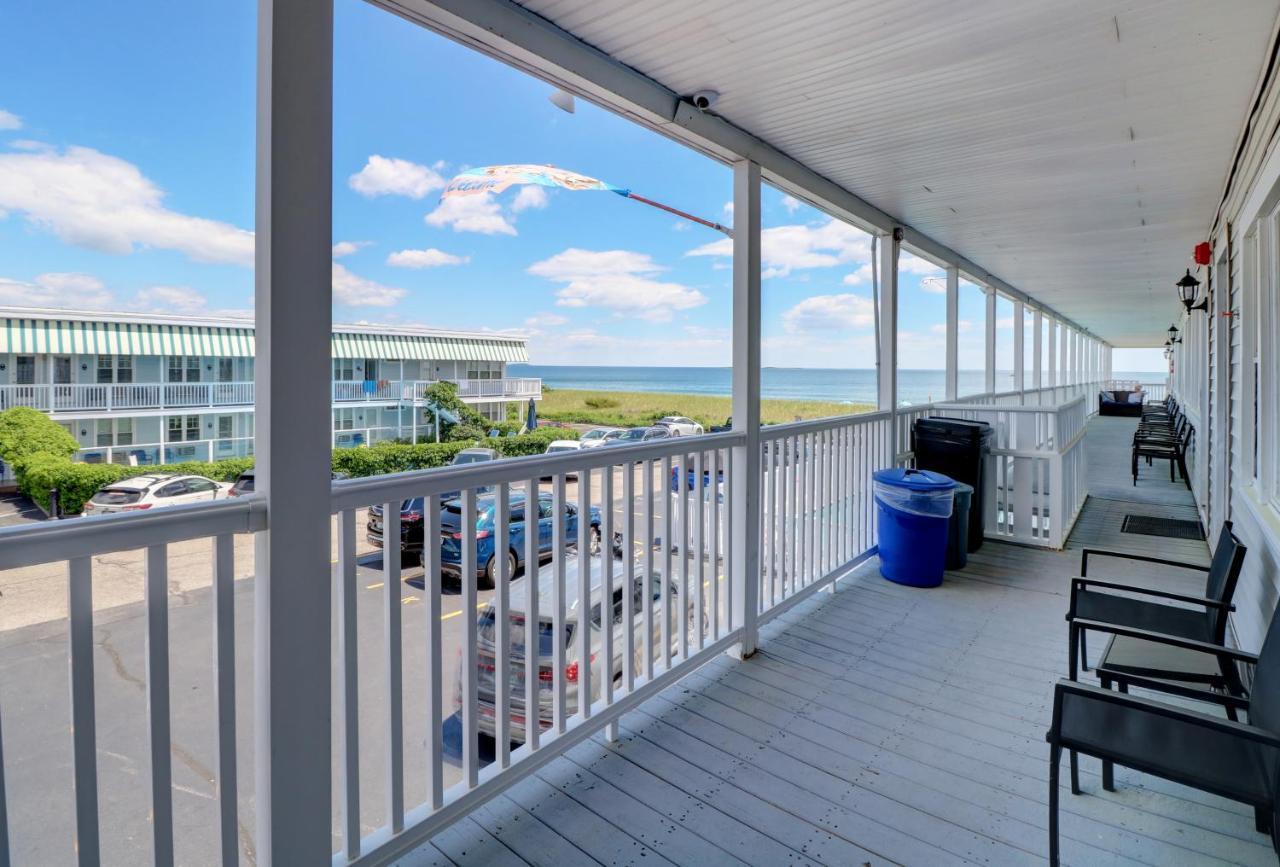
[76,436,255,467]
[0,377,541,414]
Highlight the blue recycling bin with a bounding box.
[874,468,956,588]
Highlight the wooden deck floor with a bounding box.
[406,416,1269,866]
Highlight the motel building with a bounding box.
[0,306,536,479]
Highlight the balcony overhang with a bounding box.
[379,0,1280,347]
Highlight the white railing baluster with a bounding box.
[425,494,443,808]
[601,466,616,741]
[522,480,540,751]
[576,469,592,722]
[211,533,238,867]
[677,452,688,662]
[336,510,360,860]
[383,502,404,829]
[67,556,99,866]
[494,483,511,768]
[551,475,567,734]
[709,447,720,640]
[693,449,705,651]
[723,448,734,631]
[145,545,175,866]
[461,488,479,788]
[642,459,654,680]
[621,463,635,695]
[656,456,669,673]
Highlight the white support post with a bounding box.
[944,266,959,401]
[729,159,761,660]
[253,0,333,863]
[1032,310,1043,392]
[878,230,900,411]
[1060,324,1070,387]
[1012,299,1025,398]
[1067,329,1077,385]
[1047,317,1057,387]
[984,288,997,395]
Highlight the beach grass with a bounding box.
[536,387,876,428]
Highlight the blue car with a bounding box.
[670,464,726,500]
[439,491,602,585]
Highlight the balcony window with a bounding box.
[53,356,72,385]
[218,358,234,382]
[14,355,35,385]
[334,408,355,431]
[99,355,133,384]
[168,356,200,382]
[96,418,132,446]
[333,358,355,381]
[168,414,202,442]
[217,415,234,439]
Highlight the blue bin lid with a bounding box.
[872,467,956,491]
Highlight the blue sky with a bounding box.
[0,0,1164,371]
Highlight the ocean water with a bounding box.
[510,365,1162,407]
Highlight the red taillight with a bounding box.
[565,662,578,683]
[121,504,153,511]
[451,532,463,540]
[538,667,554,683]
[475,529,491,539]
[402,511,422,523]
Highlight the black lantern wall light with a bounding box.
[1176,269,1209,313]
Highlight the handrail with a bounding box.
[330,430,745,510]
[0,497,268,570]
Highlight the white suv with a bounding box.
[82,473,224,515]
[655,416,703,436]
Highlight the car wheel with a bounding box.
[589,526,602,555]
[484,549,518,587]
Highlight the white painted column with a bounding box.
[877,230,900,411]
[944,266,959,401]
[1032,309,1043,392]
[729,159,761,659]
[1104,345,1112,381]
[1012,299,1025,397]
[1060,324,1070,387]
[254,0,333,862]
[984,288,997,395]
[1047,317,1057,387]
[1068,329,1078,385]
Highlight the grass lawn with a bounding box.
[536,388,876,428]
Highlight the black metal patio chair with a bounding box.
[1065,521,1245,682]
[1045,608,1280,865]
[1131,415,1191,486]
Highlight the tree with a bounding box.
[0,406,79,466]
[419,381,487,441]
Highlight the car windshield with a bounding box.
[91,489,141,505]
[582,430,605,440]
[478,609,573,657]
[547,445,576,453]
[621,429,647,441]
[453,452,492,465]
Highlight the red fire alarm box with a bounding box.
[1194,242,1212,265]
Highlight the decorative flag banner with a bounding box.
[442,164,732,236]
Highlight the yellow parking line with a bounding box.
[366,581,384,590]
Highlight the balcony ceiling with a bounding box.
[515,0,1279,346]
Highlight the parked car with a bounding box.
[228,469,349,496]
[83,473,223,515]
[670,464,726,498]
[579,428,625,448]
[458,546,700,743]
[605,426,673,446]
[654,416,704,437]
[543,440,583,455]
[454,447,498,464]
[368,490,601,583]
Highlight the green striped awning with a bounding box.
[0,317,528,362]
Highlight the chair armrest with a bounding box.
[1070,619,1259,664]
[1070,577,1232,610]
[1097,671,1250,711]
[1049,680,1280,749]
[1080,548,1210,577]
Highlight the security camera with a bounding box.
[689,90,719,111]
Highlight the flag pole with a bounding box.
[625,192,733,237]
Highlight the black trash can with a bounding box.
[912,417,992,553]
[946,481,974,569]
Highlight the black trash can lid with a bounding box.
[914,416,993,441]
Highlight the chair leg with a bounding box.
[1080,630,1089,673]
[1049,744,1062,867]
[1069,624,1079,680]
[1070,749,1081,795]
[1099,676,1115,791]
[1256,805,1272,835]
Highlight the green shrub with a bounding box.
[583,396,619,409]
[0,407,78,464]
[17,455,130,515]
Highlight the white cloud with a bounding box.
[0,145,255,265]
[0,272,115,308]
[524,312,569,328]
[332,263,408,307]
[900,253,944,276]
[529,248,708,323]
[511,185,549,213]
[672,221,691,232]
[425,193,516,235]
[928,319,975,335]
[332,240,370,258]
[996,316,1015,329]
[722,201,734,218]
[689,217,870,278]
[386,247,469,269]
[0,110,21,131]
[781,194,801,214]
[348,155,446,199]
[132,285,210,313]
[843,263,874,286]
[782,293,875,333]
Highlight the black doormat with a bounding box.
[1121,515,1205,541]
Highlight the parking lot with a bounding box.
[0,465,726,863]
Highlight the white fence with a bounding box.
[0,385,1105,861]
[0,382,256,412]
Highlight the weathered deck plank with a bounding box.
[422,416,1271,866]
